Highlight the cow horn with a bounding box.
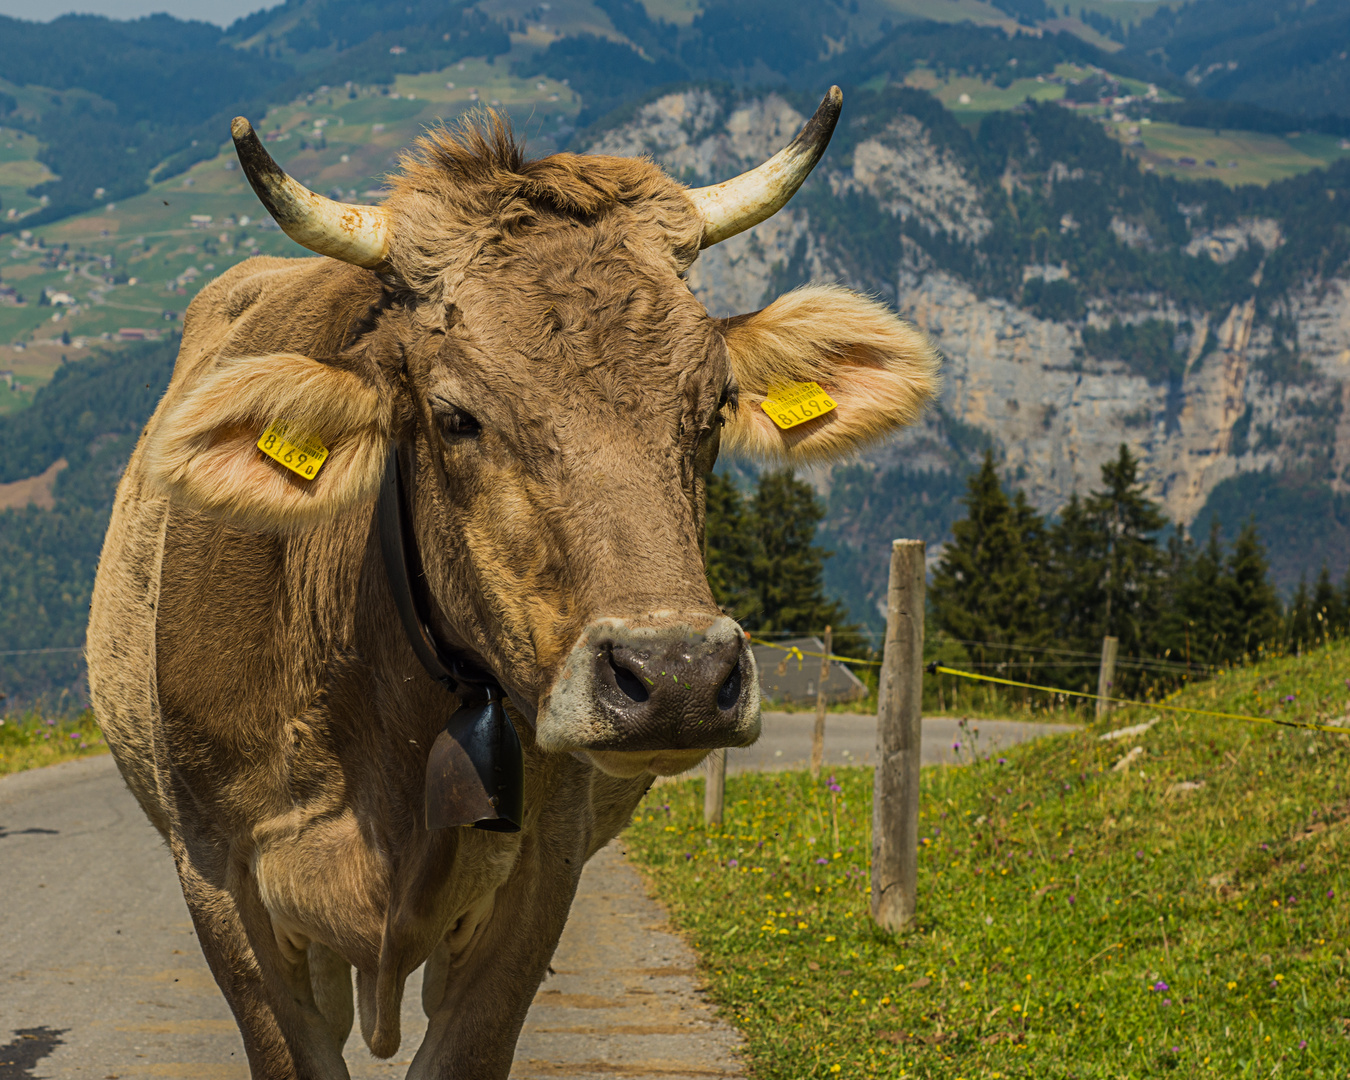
[686,86,843,249]
[231,117,391,271]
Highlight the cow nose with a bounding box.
[603,637,741,712]
[591,627,754,749]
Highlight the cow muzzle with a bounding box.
[536,615,761,776]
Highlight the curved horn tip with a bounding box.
[689,86,845,249]
[229,114,391,271]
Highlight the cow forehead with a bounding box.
[436,227,726,400]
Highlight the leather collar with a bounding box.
[377,443,500,702]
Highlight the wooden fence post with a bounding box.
[810,625,831,779]
[871,539,924,931]
[704,748,726,826]
[1096,636,1119,720]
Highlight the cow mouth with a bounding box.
[534,614,761,774]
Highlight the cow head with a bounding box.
[143,90,939,778]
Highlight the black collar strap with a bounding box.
[377,444,523,832]
[377,444,497,697]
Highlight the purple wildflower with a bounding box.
[1162,998,1171,1006]
[815,857,829,865]
[953,742,961,751]
[728,859,739,868]
[1300,1041,1308,1050]
[1153,981,1169,992]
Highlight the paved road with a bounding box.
[0,715,1074,1078]
[731,712,1078,774]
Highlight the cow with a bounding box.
[87,87,939,1079]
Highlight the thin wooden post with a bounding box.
[810,625,831,779]
[1096,636,1119,720]
[704,748,726,826]
[871,539,924,931]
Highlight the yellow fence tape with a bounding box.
[928,664,1348,736]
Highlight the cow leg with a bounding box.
[164,793,353,1080]
[309,942,356,1048]
[404,838,583,1079]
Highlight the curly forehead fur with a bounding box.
[381,111,705,299]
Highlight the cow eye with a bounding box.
[438,406,481,439]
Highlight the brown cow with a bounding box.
[87,90,938,1079]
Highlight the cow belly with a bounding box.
[88,467,172,836]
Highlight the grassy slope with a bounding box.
[0,708,106,775]
[624,641,1350,1078]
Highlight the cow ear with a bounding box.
[719,284,940,463]
[142,353,392,532]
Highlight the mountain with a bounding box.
[582,84,1350,622]
[1122,0,1350,121]
[5,0,1350,699]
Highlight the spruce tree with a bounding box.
[930,451,1046,665]
[1173,520,1229,666]
[1087,444,1168,658]
[703,469,860,656]
[704,472,756,622]
[1286,577,1313,655]
[1312,565,1344,644]
[1225,522,1282,657]
[748,470,854,640]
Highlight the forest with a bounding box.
[0,340,175,707]
[925,446,1346,701]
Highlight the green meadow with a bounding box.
[626,640,1350,1078]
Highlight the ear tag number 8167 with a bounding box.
[759,381,837,430]
[257,420,330,480]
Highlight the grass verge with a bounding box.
[624,641,1350,1078]
[0,708,107,776]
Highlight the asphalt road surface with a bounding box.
[732,711,1078,774]
[1,713,1074,1078]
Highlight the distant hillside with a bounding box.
[5,0,1350,653]
[0,341,174,708]
[1122,0,1350,120]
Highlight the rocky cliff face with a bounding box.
[585,89,1349,603]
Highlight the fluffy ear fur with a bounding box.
[719,284,941,463]
[142,353,391,531]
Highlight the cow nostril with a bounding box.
[609,653,650,704]
[716,666,741,711]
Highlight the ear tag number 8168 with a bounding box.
[257,420,330,480]
[759,381,837,430]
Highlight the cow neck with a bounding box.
[376,443,499,703]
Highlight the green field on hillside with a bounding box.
[626,641,1350,1078]
[0,61,580,393]
[1108,120,1350,186]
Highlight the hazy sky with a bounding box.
[0,0,269,27]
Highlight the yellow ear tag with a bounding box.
[257,420,330,480]
[760,381,837,430]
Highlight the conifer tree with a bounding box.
[1286,576,1313,655]
[1312,565,1344,644]
[703,472,756,622]
[930,451,1046,664]
[749,470,854,641]
[1225,522,1282,657]
[703,469,859,656]
[1087,444,1168,657]
[1172,520,1229,666]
